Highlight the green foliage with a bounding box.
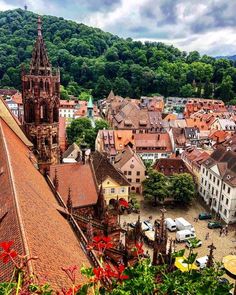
[60,85,70,100]
[170,173,196,204]
[179,83,194,97]
[110,259,158,295]
[157,265,232,295]
[142,170,169,204]
[0,9,236,101]
[66,117,109,150]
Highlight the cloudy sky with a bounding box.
[0,0,236,56]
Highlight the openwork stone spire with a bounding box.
[30,16,51,75]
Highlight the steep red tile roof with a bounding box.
[49,163,98,207]
[209,130,230,144]
[114,130,134,151]
[0,118,89,288]
[153,158,192,176]
[134,133,173,153]
[185,118,209,130]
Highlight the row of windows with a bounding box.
[127,178,140,183]
[124,171,140,176]
[106,187,126,194]
[223,183,231,194]
[202,168,231,194]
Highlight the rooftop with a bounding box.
[49,162,98,207]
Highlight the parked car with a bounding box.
[185,238,202,248]
[208,221,223,229]
[198,212,212,220]
[142,220,153,231]
[143,230,155,246]
[165,218,176,232]
[195,256,208,269]
[176,229,196,242]
[129,220,153,231]
[175,217,195,232]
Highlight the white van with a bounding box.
[176,229,196,242]
[175,217,195,232]
[165,218,176,231]
[195,256,208,269]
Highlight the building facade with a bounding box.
[199,148,236,224]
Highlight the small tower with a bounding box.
[22,16,60,174]
[153,208,168,266]
[87,97,93,119]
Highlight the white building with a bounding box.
[199,148,236,224]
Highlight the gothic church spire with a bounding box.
[30,16,51,76]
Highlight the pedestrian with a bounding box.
[220,228,223,237]
[222,227,226,237]
[205,232,209,240]
[225,225,229,236]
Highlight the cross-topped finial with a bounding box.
[37,16,42,37]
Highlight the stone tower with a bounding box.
[22,16,60,173]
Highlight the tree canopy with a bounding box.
[170,173,196,204]
[66,117,109,150]
[142,170,169,205]
[0,9,236,101]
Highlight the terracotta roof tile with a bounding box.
[91,151,130,186]
[134,133,173,152]
[49,162,98,207]
[114,130,134,151]
[153,158,192,176]
[0,117,89,288]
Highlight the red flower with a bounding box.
[119,199,129,208]
[0,241,18,263]
[93,266,107,281]
[61,285,81,295]
[112,264,129,281]
[132,243,144,256]
[90,236,113,253]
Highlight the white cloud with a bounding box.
[0,0,236,56]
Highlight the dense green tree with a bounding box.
[170,173,195,205]
[203,79,213,98]
[113,77,131,97]
[60,85,70,100]
[179,84,194,97]
[93,75,112,99]
[216,75,234,102]
[66,117,109,150]
[94,119,109,133]
[0,9,235,101]
[142,170,169,205]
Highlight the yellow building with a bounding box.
[91,151,130,204]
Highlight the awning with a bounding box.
[174,256,198,272]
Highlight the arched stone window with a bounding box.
[26,101,35,123]
[39,79,44,90]
[53,103,59,122]
[40,101,48,123]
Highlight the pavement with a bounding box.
[120,195,236,263]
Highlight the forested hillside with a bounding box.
[0,8,236,102]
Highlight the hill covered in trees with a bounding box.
[1,8,236,102]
